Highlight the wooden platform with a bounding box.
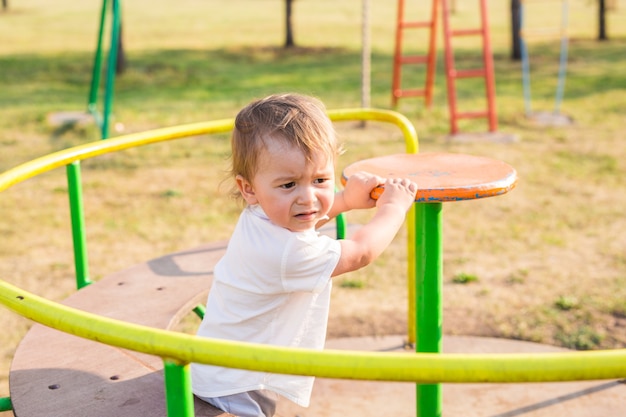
[9,241,233,417]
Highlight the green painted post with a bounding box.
[101,0,121,139]
[193,304,206,319]
[163,360,195,417]
[88,0,109,116]
[67,162,92,289]
[334,186,346,240]
[0,396,12,412]
[414,203,443,417]
[335,213,347,239]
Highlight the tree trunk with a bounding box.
[285,0,295,48]
[599,0,608,41]
[2,0,8,11]
[511,0,522,60]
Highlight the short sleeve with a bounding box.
[280,233,341,293]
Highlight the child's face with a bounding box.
[236,137,335,232]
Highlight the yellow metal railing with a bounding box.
[2,278,626,383]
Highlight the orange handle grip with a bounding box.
[370,186,384,200]
[340,175,384,200]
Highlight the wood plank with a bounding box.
[61,241,227,328]
[10,242,230,417]
[11,327,233,416]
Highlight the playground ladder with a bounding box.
[391,0,439,108]
[441,0,497,134]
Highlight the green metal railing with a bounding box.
[88,0,121,139]
[2,109,626,416]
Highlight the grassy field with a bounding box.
[1,0,626,407]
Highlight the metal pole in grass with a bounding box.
[520,1,532,116]
[554,0,569,114]
[87,0,121,139]
[88,0,109,120]
[67,161,92,290]
[101,0,121,139]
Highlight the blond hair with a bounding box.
[230,94,340,194]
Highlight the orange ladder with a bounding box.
[392,0,498,134]
[441,0,497,133]
[391,0,439,108]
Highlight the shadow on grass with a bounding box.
[1,38,625,131]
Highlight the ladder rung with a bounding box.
[393,89,427,98]
[439,0,498,134]
[452,68,486,79]
[456,111,489,120]
[400,55,429,65]
[391,0,438,108]
[400,21,433,30]
[451,28,482,37]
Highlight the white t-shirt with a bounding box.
[191,205,341,407]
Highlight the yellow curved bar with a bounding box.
[0,119,235,193]
[2,278,626,383]
[327,108,419,154]
[0,108,418,192]
[325,108,419,343]
[326,109,418,343]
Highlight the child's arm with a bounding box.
[332,177,417,277]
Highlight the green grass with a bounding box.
[452,272,479,284]
[1,0,626,404]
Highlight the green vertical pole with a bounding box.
[101,0,121,139]
[67,162,92,290]
[335,213,347,240]
[0,396,12,412]
[88,0,109,110]
[88,0,109,128]
[163,360,195,417]
[414,203,443,417]
[334,186,346,239]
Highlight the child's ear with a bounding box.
[236,175,258,205]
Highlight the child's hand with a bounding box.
[376,178,417,211]
[342,171,383,210]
